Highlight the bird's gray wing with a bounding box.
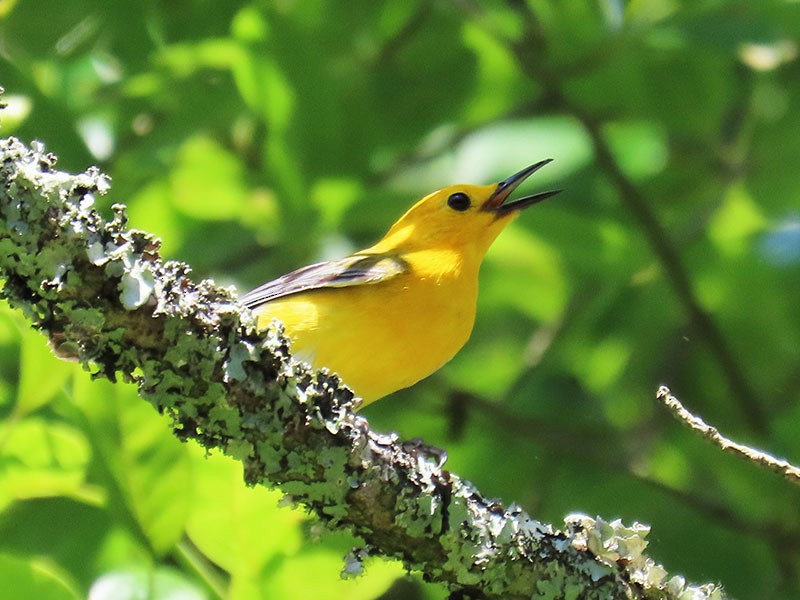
[239,253,409,309]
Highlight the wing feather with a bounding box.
[239,253,409,309]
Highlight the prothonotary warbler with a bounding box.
[240,160,559,406]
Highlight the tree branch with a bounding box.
[656,387,800,486]
[0,136,723,599]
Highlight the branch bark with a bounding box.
[0,136,723,599]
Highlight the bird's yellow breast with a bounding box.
[253,250,479,405]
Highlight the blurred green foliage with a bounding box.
[1,0,800,598]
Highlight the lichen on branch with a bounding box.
[0,136,723,599]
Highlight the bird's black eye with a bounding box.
[447,192,471,212]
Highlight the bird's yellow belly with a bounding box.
[253,278,476,405]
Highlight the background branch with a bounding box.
[449,0,768,435]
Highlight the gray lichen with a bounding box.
[0,136,725,600]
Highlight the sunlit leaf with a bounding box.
[72,378,191,555]
[170,135,249,220]
[88,567,206,600]
[604,120,668,180]
[126,180,186,257]
[262,550,404,600]
[0,553,80,600]
[708,183,767,256]
[0,417,90,510]
[185,445,303,578]
[16,327,75,415]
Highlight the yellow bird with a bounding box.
[240,160,558,406]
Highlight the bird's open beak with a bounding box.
[483,159,560,216]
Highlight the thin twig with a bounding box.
[656,387,800,486]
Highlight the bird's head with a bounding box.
[373,160,559,259]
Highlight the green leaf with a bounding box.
[0,498,109,590]
[126,180,186,257]
[311,178,363,232]
[88,567,206,600]
[0,553,80,600]
[170,135,249,221]
[185,445,303,578]
[0,418,91,511]
[461,23,530,123]
[262,550,404,600]
[482,225,568,323]
[604,120,668,180]
[16,327,75,415]
[708,183,767,256]
[72,378,191,555]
